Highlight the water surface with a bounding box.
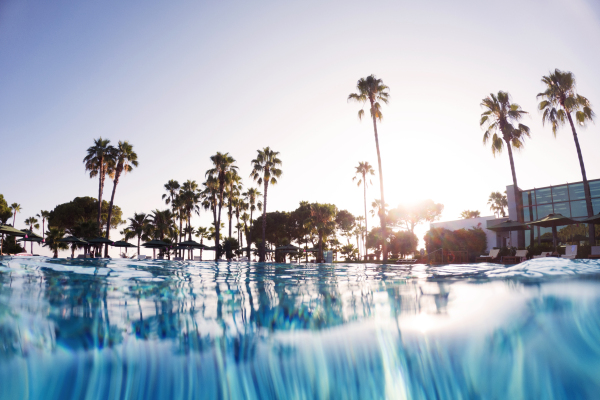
[1,257,599,399]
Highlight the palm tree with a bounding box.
[235,198,247,245]
[36,210,50,242]
[44,227,68,258]
[242,187,262,258]
[10,203,21,227]
[225,172,242,238]
[127,212,149,255]
[240,213,250,248]
[309,203,337,262]
[480,91,530,246]
[194,226,209,260]
[460,210,481,219]
[348,75,390,261]
[149,209,175,259]
[162,180,180,244]
[206,152,238,260]
[83,138,115,235]
[162,179,180,208]
[488,191,508,217]
[537,69,596,244]
[250,147,282,262]
[104,141,138,256]
[23,217,40,254]
[201,176,219,232]
[149,209,174,241]
[353,161,374,252]
[180,180,200,241]
[370,199,388,219]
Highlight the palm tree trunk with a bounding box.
[228,204,233,238]
[216,191,223,261]
[504,139,525,248]
[371,111,387,261]
[363,173,368,260]
[178,214,183,257]
[137,236,141,256]
[261,182,268,262]
[247,210,253,259]
[105,172,120,257]
[97,160,105,235]
[566,113,596,245]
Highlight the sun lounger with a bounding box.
[533,251,552,259]
[475,249,500,262]
[502,249,528,264]
[561,245,577,259]
[588,246,600,259]
[193,256,201,261]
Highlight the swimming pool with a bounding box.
[1,257,599,399]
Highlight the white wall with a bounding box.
[430,216,505,252]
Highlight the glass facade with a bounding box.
[520,179,600,222]
[519,179,600,247]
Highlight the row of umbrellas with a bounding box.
[3,226,350,258]
[488,213,600,251]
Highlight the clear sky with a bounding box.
[1,0,599,256]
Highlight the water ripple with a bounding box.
[1,256,600,399]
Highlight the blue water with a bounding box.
[1,257,599,399]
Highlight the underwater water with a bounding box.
[0,257,599,399]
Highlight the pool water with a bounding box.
[1,257,599,399]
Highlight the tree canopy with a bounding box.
[0,194,12,224]
[388,200,443,233]
[48,196,123,232]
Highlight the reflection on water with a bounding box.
[1,257,600,399]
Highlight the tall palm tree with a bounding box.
[83,138,115,235]
[225,172,242,238]
[36,210,50,242]
[206,152,238,260]
[180,180,200,241]
[480,91,530,246]
[104,141,138,256]
[127,212,149,255]
[250,147,282,262]
[162,180,180,244]
[348,75,390,261]
[162,179,180,208]
[242,187,262,258]
[240,213,250,249]
[201,176,219,232]
[353,161,375,253]
[10,203,21,227]
[537,69,596,244]
[235,199,247,245]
